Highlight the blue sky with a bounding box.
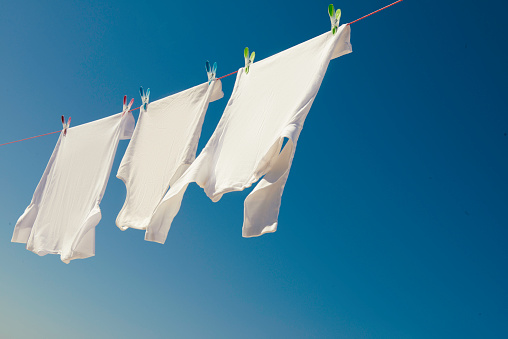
[1,0,507,338]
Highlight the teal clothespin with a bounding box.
[328,4,341,35]
[205,60,217,84]
[140,86,150,111]
[244,47,255,74]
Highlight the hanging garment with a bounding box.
[143,25,352,244]
[116,81,223,231]
[11,111,135,263]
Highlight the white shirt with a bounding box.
[116,81,223,231]
[12,111,135,263]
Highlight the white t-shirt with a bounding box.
[12,111,135,263]
[116,81,223,231]
[143,25,352,244]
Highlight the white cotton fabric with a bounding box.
[116,81,223,231]
[12,112,135,263]
[143,25,352,244]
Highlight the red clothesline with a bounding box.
[0,130,62,147]
[348,0,403,25]
[0,0,403,148]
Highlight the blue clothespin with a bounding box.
[244,47,255,74]
[122,95,134,116]
[205,61,217,84]
[328,4,341,35]
[139,87,150,110]
[61,115,71,136]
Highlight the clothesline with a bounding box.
[0,0,403,148]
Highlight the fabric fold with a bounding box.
[116,81,223,231]
[144,25,352,243]
[12,111,135,263]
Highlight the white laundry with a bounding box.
[144,25,352,244]
[11,111,135,263]
[116,81,223,231]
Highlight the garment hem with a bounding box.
[242,224,278,238]
[26,246,95,264]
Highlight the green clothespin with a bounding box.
[328,4,341,35]
[244,47,255,74]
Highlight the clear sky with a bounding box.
[1,0,507,338]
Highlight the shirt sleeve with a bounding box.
[119,111,136,140]
[330,24,353,60]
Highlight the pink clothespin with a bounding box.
[61,115,71,136]
[122,95,134,116]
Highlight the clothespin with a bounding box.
[122,95,134,116]
[244,47,255,74]
[139,87,150,111]
[328,4,341,35]
[205,60,217,84]
[61,115,71,136]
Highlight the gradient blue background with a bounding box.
[1,1,507,338]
